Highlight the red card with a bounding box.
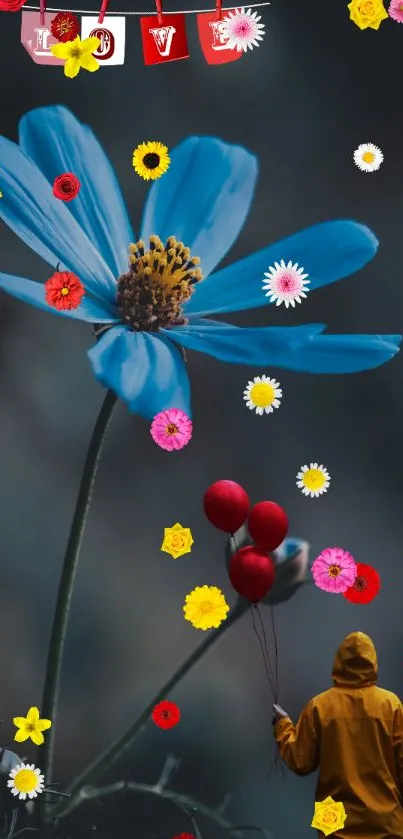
[140,13,189,65]
[197,12,242,65]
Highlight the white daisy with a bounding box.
[353,143,383,173]
[243,375,282,415]
[7,763,45,800]
[262,260,310,308]
[221,7,265,52]
[296,463,331,498]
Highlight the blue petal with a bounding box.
[0,272,119,323]
[87,326,191,419]
[183,220,378,317]
[19,106,134,279]
[162,320,325,364]
[0,137,116,306]
[140,136,257,278]
[267,332,402,373]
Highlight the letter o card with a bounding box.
[140,14,189,65]
[197,13,242,64]
[80,16,125,65]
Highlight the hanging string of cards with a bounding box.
[16,0,268,71]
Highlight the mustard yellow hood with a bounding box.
[332,631,378,688]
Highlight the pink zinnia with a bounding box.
[388,0,403,21]
[150,408,192,451]
[312,546,357,594]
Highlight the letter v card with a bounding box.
[140,14,189,65]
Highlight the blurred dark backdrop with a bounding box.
[0,1,403,836]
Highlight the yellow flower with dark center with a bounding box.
[13,706,52,746]
[50,36,101,79]
[311,796,347,836]
[347,0,388,29]
[116,235,203,333]
[161,523,194,559]
[132,141,171,181]
[183,585,230,630]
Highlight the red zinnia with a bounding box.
[151,700,180,730]
[50,11,79,41]
[45,271,85,311]
[0,0,27,11]
[53,172,81,202]
[172,834,196,839]
[343,562,381,605]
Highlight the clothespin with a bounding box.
[98,0,109,25]
[215,0,222,20]
[39,0,46,26]
[155,0,164,25]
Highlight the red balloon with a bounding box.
[203,480,250,533]
[248,501,289,552]
[229,545,275,603]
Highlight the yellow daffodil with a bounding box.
[51,36,101,79]
[311,796,347,836]
[13,707,52,746]
[161,523,194,559]
[347,0,388,30]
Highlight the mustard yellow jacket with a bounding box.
[273,632,403,838]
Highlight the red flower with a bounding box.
[0,0,27,11]
[343,562,381,605]
[151,700,180,730]
[53,172,81,202]
[50,11,79,41]
[45,271,85,311]
[172,834,196,839]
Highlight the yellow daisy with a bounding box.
[13,706,52,746]
[296,462,331,498]
[50,36,101,79]
[132,141,171,181]
[183,585,230,630]
[7,763,45,801]
[243,375,282,415]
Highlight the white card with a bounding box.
[80,15,125,65]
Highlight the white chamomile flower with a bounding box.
[296,463,331,498]
[353,143,383,173]
[262,260,310,308]
[7,763,45,800]
[243,375,282,415]
[221,7,265,52]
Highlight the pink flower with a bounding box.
[388,0,403,21]
[150,408,192,452]
[312,546,357,594]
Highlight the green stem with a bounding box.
[49,597,249,822]
[38,389,118,820]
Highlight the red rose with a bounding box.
[50,11,79,42]
[52,172,81,202]
[0,0,27,11]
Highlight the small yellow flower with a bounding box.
[183,585,230,630]
[311,796,347,836]
[161,523,194,559]
[13,707,52,746]
[132,141,171,181]
[51,36,101,79]
[347,0,388,29]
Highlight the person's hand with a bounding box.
[272,703,289,723]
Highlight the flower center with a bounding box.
[362,151,375,163]
[70,47,82,58]
[361,1,374,12]
[322,809,336,824]
[143,152,161,170]
[14,769,37,793]
[61,286,70,296]
[328,565,341,577]
[26,723,35,732]
[116,236,203,332]
[353,575,366,591]
[161,710,171,719]
[250,382,275,407]
[199,600,214,614]
[303,468,325,490]
[400,2,403,9]
[166,423,178,435]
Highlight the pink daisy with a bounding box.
[150,408,192,452]
[262,260,310,308]
[388,0,403,21]
[311,546,357,594]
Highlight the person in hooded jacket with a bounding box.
[272,632,403,839]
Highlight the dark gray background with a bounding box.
[0,0,402,836]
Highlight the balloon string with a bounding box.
[256,604,279,704]
[250,606,276,700]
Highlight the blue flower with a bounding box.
[0,106,399,419]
